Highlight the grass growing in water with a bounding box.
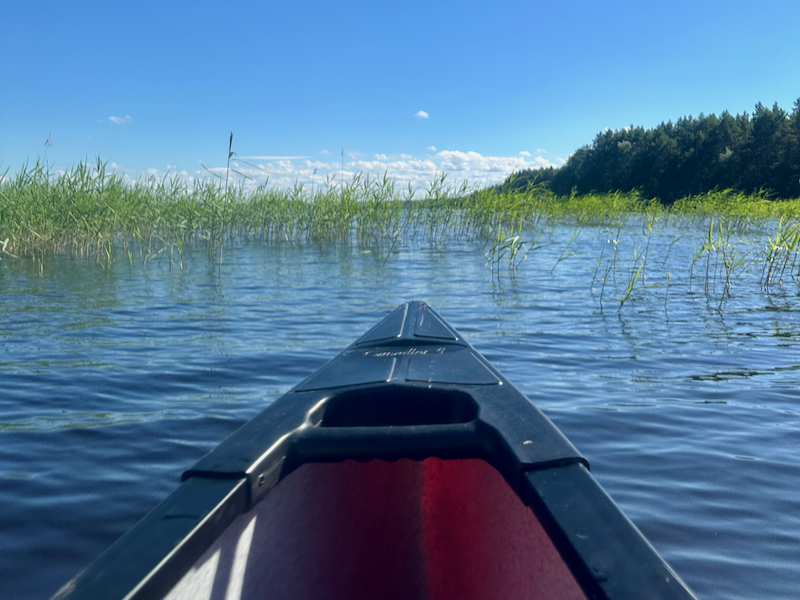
[761,217,800,290]
[4,161,800,310]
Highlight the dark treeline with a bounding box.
[500,100,800,203]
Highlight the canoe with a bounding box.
[53,301,696,600]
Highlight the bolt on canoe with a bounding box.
[53,301,696,600]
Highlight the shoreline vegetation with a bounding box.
[3,97,800,311]
[3,158,800,262]
[3,158,800,312]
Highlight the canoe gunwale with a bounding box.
[52,302,696,600]
[51,478,248,600]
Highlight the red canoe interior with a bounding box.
[165,458,587,600]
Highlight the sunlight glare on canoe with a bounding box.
[225,516,257,600]
[163,548,221,600]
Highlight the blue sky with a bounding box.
[2,0,799,189]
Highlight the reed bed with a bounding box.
[3,160,800,310]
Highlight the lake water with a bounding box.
[1,223,799,599]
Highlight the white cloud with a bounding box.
[175,151,559,191]
[428,146,437,151]
[415,110,429,120]
[320,150,330,155]
[109,115,133,125]
[101,150,560,193]
[92,162,194,187]
[436,150,535,179]
[518,151,531,157]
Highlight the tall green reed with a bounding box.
[761,217,800,290]
[4,156,800,313]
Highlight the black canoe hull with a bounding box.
[53,302,696,600]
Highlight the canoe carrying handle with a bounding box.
[239,420,498,509]
[310,387,479,427]
[289,422,487,464]
[250,418,580,512]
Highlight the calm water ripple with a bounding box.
[1,228,800,599]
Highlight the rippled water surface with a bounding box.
[2,227,800,599]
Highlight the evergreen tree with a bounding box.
[501,100,800,202]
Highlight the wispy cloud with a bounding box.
[109,115,133,125]
[415,110,429,120]
[428,146,437,152]
[105,162,194,185]
[518,151,531,157]
[102,149,560,192]
[435,150,556,180]
[177,150,559,191]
